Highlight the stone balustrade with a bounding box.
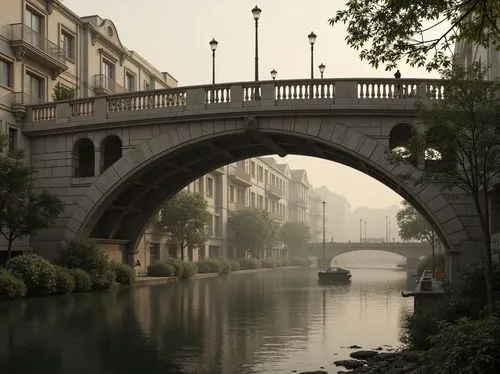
[23,78,445,128]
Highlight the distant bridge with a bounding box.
[308,241,432,269]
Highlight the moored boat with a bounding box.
[317,266,352,282]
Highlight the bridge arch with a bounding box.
[61,119,475,276]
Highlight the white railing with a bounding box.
[24,78,449,125]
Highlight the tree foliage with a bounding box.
[329,0,500,71]
[0,135,64,259]
[280,220,311,257]
[397,201,438,246]
[228,208,279,258]
[157,191,210,259]
[388,62,500,313]
[52,83,75,101]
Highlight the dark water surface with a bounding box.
[0,268,413,374]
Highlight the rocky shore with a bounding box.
[298,348,427,374]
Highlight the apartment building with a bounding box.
[308,193,324,243]
[137,157,313,272]
[454,37,500,81]
[0,0,177,258]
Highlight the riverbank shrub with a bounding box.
[426,317,500,373]
[196,259,223,274]
[227,259,240,272]
[163,258,186,278]
[69,268,92,292]
[110,262,136,285]
[262,258,280,268]
[181,261,197,279]
[54,266,75,294]
[59,236,109,274]
[0,269,27,300]
[90,267,115,290]
[290,257,309,267]
[416,253,446,275]
[147,262,175,277]
[280,258,292,267]
[6,254,56,296]
[239,258,261,270]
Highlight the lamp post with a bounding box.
[364,220,367,242]
[270,69,277,80]
[322,201,326,260]
[209,38,218,85]
[359,219,362,242]
[385,215,388,242]
[252,5,261,82]
[319,63,325,79]
[308,31,317,79]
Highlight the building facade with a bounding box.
[137,157,316,273]
[0,0,176,259]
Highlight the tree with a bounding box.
[329,0,500,72]
[389,63,500,314]
[397,200,440,275]
[228,208,278,258]
[0,136,64,259]
[280,221,311,258]
[52,83,75,101]
[157,190,210,260]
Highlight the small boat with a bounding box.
[318,266,352,282]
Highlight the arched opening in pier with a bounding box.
[72,138,95,178]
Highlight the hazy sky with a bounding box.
[64,0,440,209]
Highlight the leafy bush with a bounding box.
[416,252,446,275]
[239,258,261,270]
[227,260,240,272]
[110,262,136,285]
[90,267,115,290]
[196,259,232,274]
[69,268,92,292]
[280,258,292,267]
[163,258,186,278]
[147,262,175,277]
[6,254,56,296]
[181,261,197,279]
[426,317,500,374]
[262,258,280,268]
[0,268,27,300]
[58,236,109,274]
[54,266,75,294]
[290,257,310,267]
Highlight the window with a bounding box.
[214,216,221,237]
[0,60,12,88]
[250,161,256,178]
[207,215,214,236]
[251,192,256,208]
[258,166,263,182]
[229,185,235,202]
[101,59,114,90]
[25,7,42,33]
[25,71,44,100]
[8,127,19,152]
[144,81,151,90]
[258,195,263,209]
[125,71,135,92]
[207,177,214,197]
[61,30,75,60]
[149,243,160,264]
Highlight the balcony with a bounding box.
[10,24,67,78]
[212,166,226,174]
[289,196,307,208]
[94,74,125,95]
[228,166,252,187]
[265,184,284,199]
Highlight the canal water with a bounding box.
[0,267,413,374]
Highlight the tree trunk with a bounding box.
[7,235,13,260]
[482,192,495,315]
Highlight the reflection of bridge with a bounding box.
[308,241,431,269]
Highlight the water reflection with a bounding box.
[0,268,412,374]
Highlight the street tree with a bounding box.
[280,221,311,258]
[389,63,500,313]
[329,0,500,71]
[0,135,64,259]
[157,190,210,260]
[396,200,440,275]
[228,208,278,258]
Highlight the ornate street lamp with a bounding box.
[270,69,277,80]
[252,5,262,82]
[209,38,218,85]
[308,31,317,79]
[318,63,325,79]
[322,201,326,260]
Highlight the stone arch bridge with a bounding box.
[308,241,432,269]
[20,78,483,281]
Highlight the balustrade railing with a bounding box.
[10,23,65,64]
[24,78,453,125]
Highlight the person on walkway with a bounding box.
[394,70,402,97]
